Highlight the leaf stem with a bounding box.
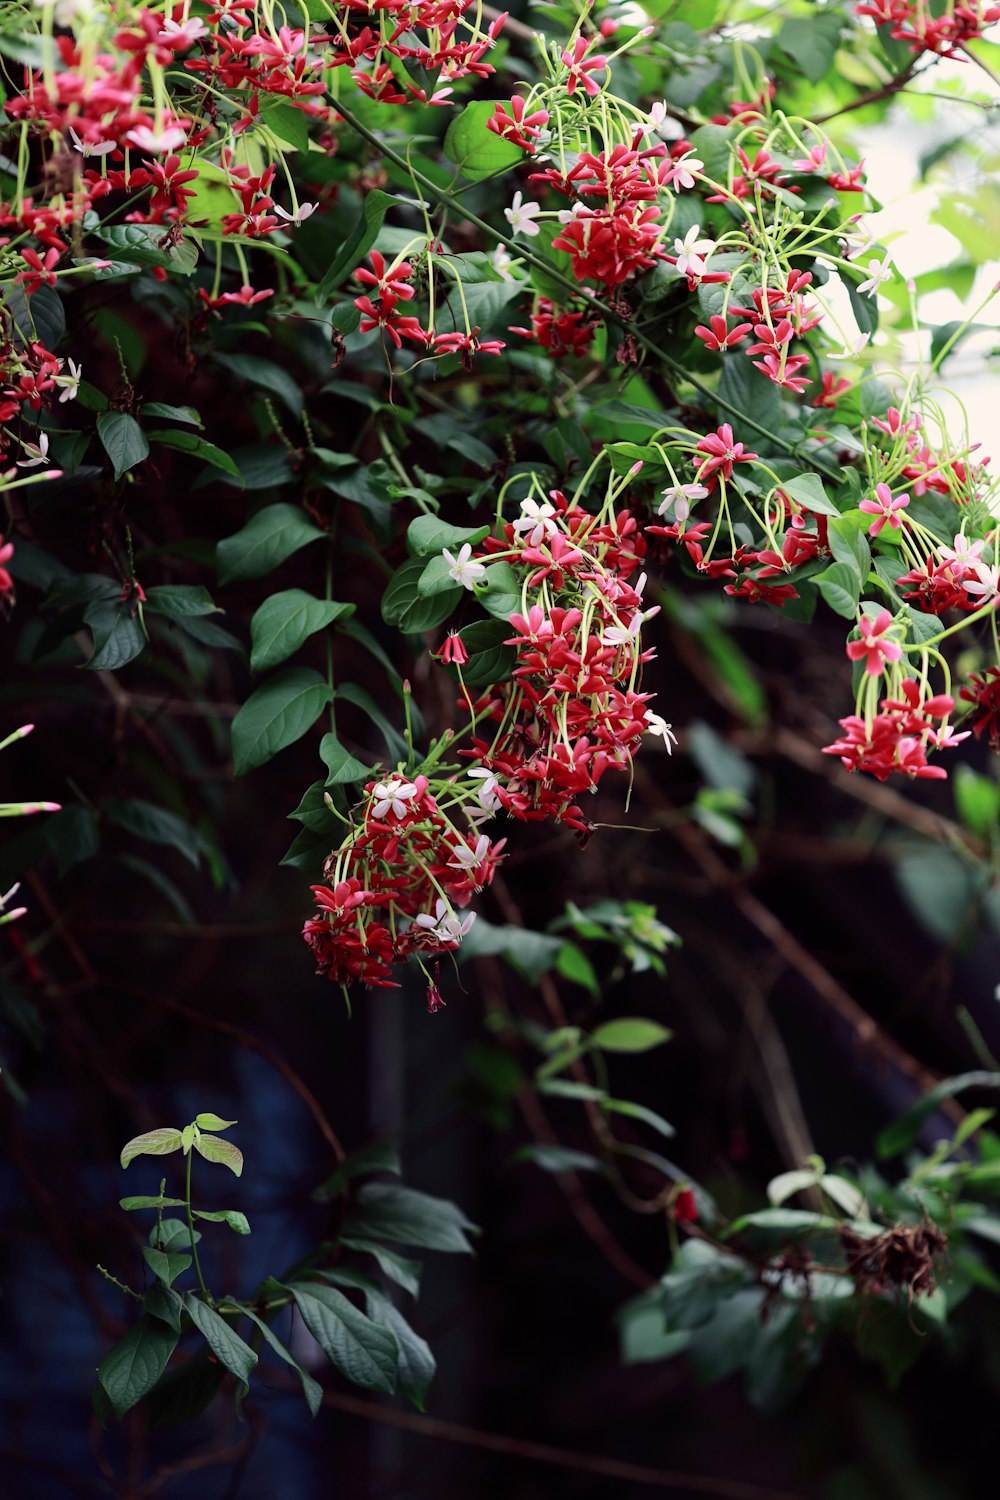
[185,1148,210,1300]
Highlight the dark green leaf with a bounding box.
[234,1302,322,1417]
[184,1294,258,1385]
[365,1292,435,1409]
[288,1282,398,1393]
[382,555,461,632]
[146,428,240,479]
[250,590,354,673]
[217,503,325,584]
[319,732,374,785]
[83,600,147,671]
[97,411,149,479]
[877,1072,1000,1158]
[97,1316,179,1418]
[316,189,401,303]
[231,667,334,776]
[343,1182,479,1253]
[104,797,204,867]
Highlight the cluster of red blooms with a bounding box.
[531,138,680,289]
[353,251,505,364]
[303,774,506,998]
[510,298,599,359]
[452,485,670,838]
[960,668,1000,751]
[694,270,824,394]
[854,0,1000,57]
[823,679,967,781]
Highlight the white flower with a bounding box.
[413,898,476,944]
[856,254,893,299]
[492,245,514,282]
[512,497,557,546]
[672,225,715,279]
[159,17,209,44]
[668,151,703,191]
[645,713,678,752]
[556,202,590,225]
[504,191,542,237]
[17,432,50,468]
[274,202,318,225]
[68,127,115,158]
[468,768,501,812]
[126,125,188,154]
[55,358,82,403]
[963,560,1000,600]
[657,481,708,521]
[442,543,486,591]
[938,533,985,568]
[370,778,419,820]
[827,333,871,361]
[601,615,643,648]
[448,833,491,871]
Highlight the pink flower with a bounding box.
[694,424,758,485]
[846,610,903,677]
[859,482,910,537]
[560,37,608,96]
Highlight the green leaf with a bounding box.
[105,797,205,867]
[953,765,1000,839]
[194,1112,236,1131]
[146,427,240,479]
[288,1282,399,1394]
[516,1143,604,1174]
[120,1127,184,1168]
[93,222,198,274]
[144,585,221,619]
[444,100,528,182]
[234,1302,323,1417]
[97,1315,179,1418]
[478,560,523,621]
[555,941,599,996]
[877,1072,1000,1159]
[141,402,202,427]
[212,353,304,416]
[193,1134,245,1176]
[827,516,871,582]
[407,515,491,556]
[316,189,401,303]
[339,1238,422,1298]
[365,1292,435,1409]
[217,504,325,585]
[602,1099,676,1140]
[319,732,374,785]
[120,1195,186,1211]
[781,472,840,517]
[382,554,461,632]
[777,13,842,82]
[82,600,147,672]
[815,562,862,620]
[250,589,354,673]
[45,804,100,875]
[183,1295,258,1385]
[343,1182,479,1253]
[193,1209,251,1235]
[97,411,149,479]
[144,1283,184,1333]
[142,1243,193,1288]
[591,1018,673,1054]
[231,667,333,776]
[726,1208,841,1237]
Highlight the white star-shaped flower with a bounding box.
[504,191,542,237]
[442,544,486,591]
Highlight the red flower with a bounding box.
[694,423,758,486]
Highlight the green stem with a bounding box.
[185,1148,210,1300]
[331,100,843,480]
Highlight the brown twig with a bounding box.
[313,1386,813,1500]
[110,980,346,1162]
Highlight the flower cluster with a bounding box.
[303,774,506,999]
[823,679,966,781]
[450,480,673,837]
[854,0,1000,58]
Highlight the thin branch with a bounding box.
[111,980,346,1162]
[312,1386,812,1500]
